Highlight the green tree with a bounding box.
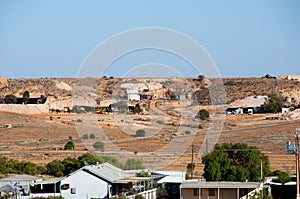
[262,94,283,113]
[0,156,8,173]
[271,170,291,184]
[195,109,210,120]
[124,158,145,170]
[23,90,30,104]
[5,94,17,104]
[93,142,105,151]
[202,143,270,181]
[77,153,98,166]
[64,140,74,150]
[133,106,143,114]
[61,157,81,175]
[89,134,96,139]
[22,161,38,175]
[46,160,65,177]
[186,163,195,179]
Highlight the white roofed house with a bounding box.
[30,162,162,199]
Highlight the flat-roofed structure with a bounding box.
[180,180,263,199]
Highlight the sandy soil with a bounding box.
[1,108,299,176]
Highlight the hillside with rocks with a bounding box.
[0,75,300,174]
[0,76,299,109]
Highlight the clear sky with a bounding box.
[0,0,299,78]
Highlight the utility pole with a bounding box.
[295,128,300,199]
[206,138,209,154]
[191,144,195,179]
[260,159,263,181]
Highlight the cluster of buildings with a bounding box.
[0,162,264,199]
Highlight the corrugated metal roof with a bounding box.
[83,162,135,183]
[0,175,42,182]
[151,170,186,184]
[180,181,262,189]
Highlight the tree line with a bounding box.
[0,153,145,177]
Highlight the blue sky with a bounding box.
[0,0,299,78]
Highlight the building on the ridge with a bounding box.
[127,89,141,101]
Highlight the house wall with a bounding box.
[60,170,110,199]
[181,188,199,199]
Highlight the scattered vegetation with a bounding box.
[93,141,105,151]
[64,140,74,150]
[0,193,11,199]
[136,129,146,137]
[195,109,209,120]
[133,106,143,114]
[82,134,88,139]
[124,158,145,170]
[186,162,195,179]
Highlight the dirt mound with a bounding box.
[283,109,300,120]
[228,95,267,107]
[0,77,7,88]
[55,81,72,91]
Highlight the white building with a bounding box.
[127,89,140,101]
[0,175,42,197]
[31,162,160,199]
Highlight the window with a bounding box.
[209,188,215,196]
[193,188,199,196]
[71,188,76,194]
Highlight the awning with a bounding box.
[0,184,16,192]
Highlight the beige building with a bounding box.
[180,180,263,199]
